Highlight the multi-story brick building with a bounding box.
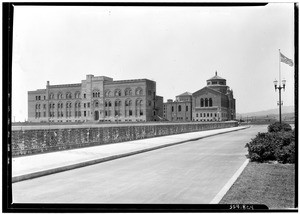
[163,72,236,122]
[28,74,163,122]
[163,92,192,122]
[192,72,236,122]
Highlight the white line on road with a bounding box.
[209,159,250,204]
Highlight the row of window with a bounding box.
[194,112,228,118]
[44,88,146,101]
[36,99,144,110]
[195,112,217,118]
[200,98,213,107]
[35,110,144,118]
[167,105,189,112]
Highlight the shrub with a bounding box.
[268,122,292,133]
[245,130,295,163]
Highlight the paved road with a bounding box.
[12,125,267,204]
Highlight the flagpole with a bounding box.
[278,49,282,124]
[279,49,281,83]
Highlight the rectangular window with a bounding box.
[84,111,86,117]
[84,94,86,98]
[87,103,90,108]
[129,110,132,116]
[186,106,188,111]
[84,103,86,108]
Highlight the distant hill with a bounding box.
[237,106,295,118]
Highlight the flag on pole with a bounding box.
[280,52,293,67]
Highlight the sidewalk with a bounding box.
[12,126,250,183]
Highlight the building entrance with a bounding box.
[94,111,99,120]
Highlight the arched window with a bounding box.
[201,98,204,107]
[92,90,100,98]
[75,91,80,99]
[115,100,121,116]
[114,89,121,97]
[66,92,72,99]
[94,100,99,108]
[105,90,111,97]
[125,88,132,96]
[209,98,213,107]
[205,98,208,107]
[66,102,72,118]
[57,92,63,99]
[125,99,132,117]
[135,88,143,95]
[135,99,143,116]
[49,93,54,100]
[178,105,181,112]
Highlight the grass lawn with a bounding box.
[220,162,295,209]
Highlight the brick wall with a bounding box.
[12,121,237,156]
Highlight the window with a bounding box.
[205,98,208,107]
[186,106,188,111]
[135,88,143,95]
[57,93,63,99]
[178,105,181,112]
[148,90,152,96]
[87,102,90,108]
[172,106,174,112]
[209,98,213,107]
[125,100,132,117]
[115,89,121,96]
[136,99,143,117]
[94,101,99,108]
[92,91,100,98]
[49,93,54,100]
[75,92,80,99]
[196,113,198,117]
[84,111,86,117]
[105,90,111,97]
[66,92,72,99]
[201,98,204,107]
[125,88,132,96]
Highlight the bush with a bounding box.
[268,122,292,133]
[245,130,295,163]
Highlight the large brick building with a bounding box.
[28,75,163,122]
[163,72,236,122]
[163,92,193,122]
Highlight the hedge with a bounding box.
[245,122,295,164]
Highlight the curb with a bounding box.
[12,126,250,183]
[209,158,250,204]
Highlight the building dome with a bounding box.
[207,71,227,86]
[208,71,226,81]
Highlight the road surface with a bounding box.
[12,125,267,203]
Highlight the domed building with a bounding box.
[192,72,236,122]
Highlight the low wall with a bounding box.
[12,121,237,157]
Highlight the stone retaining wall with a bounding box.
[12,121,237,156]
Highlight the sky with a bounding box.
[11,3,295,122]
